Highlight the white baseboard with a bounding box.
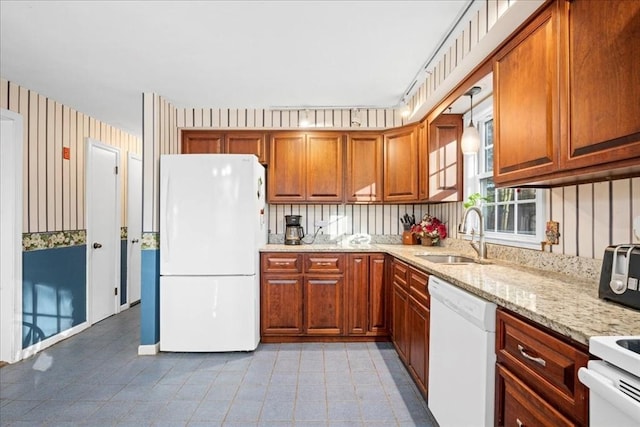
[138,343,159,355]
[21,322,90,360]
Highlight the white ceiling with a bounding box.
[1,1,472,137]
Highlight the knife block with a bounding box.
[402,231,418,245]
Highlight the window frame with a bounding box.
[463,98,546,250]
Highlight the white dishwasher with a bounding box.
[428,275,497,427]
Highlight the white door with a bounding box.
[0,109,23,364]
[127,153,142,304]
[86,139,120,324]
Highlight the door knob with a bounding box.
[131,239,139,244]
[93,242,103,249]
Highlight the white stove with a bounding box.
[578,335,640,427]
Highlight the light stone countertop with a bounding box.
[261,243,640,346]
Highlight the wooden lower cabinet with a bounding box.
[346,254,387,336]
[408,294,429,396]
[498,364,575,427]
[390,257,430,399]
[261,275,303,335]
[261,252,387,341]
[304,275,343,335]
[392,282,409,362]
[496,309,588,426]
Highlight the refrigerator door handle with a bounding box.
[161,171,171,264]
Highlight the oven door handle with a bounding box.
[578,367,640,420]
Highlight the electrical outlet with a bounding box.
[315,220,328,228]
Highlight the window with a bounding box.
[465,98,545,248]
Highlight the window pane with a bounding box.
[497,204,515,232]
[484,147,494,173]
[517,203,537,235]
[483,205,496,232]
[497,188,514,203]
[481,178,495,203]
[484,119,493,147]
[484,119,493,172]
[517,188,536,200]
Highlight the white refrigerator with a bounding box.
[159,154,267,352]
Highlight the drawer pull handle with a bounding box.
[316,262,333,266]
[270,280,297,285]
[518,344,546,367]
[274,262,290,266]
[312,280,336,285]
[516,418,524,427]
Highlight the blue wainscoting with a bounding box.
[140,249,160,345]
[120,239,127,305]
[22,245,87,348]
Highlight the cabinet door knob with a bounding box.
[93,242,103,249]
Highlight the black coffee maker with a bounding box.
[284,215,305,245]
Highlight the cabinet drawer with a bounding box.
[392,259,409,289]
[261,253,303,273]
[496,309,588,425]
[305,254,344,273]
[408,267,429,308]
[497,364,575,427]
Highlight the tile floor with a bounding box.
[0,305,437,426]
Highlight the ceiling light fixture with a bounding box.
[400,100,411,118]
[299,109,311,127]
[460,86,481,155]
[351,108,361,127]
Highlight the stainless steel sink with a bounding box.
[414,254,477,264]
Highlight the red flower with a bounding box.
[410,214,448,243]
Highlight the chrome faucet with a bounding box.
[459,206,487,259]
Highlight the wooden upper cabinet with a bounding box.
[493,0,640,186]
[346,133,384,203]
[493,4,559,185]
[559,0,640,170]
[417,120,429,201]
[428,114,463,201]
[225,133,267,164]
[306,133,344,202]
[181,130,224,154]
[383,126,419,202]
[181,130,266,163]
[268,132,344,203]
[268,133,306,202]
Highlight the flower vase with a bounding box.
[421,237,435,246]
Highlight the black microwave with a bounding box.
[599,245,640,311]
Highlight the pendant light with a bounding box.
[460,86,481,155]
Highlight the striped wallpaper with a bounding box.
[405,0,545,119]
[264,177,640,261]
[140,0,637,262]
[141,93,401,233]
[141,0,547,236]
[142,92,639,261]
[0,78,142,234]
